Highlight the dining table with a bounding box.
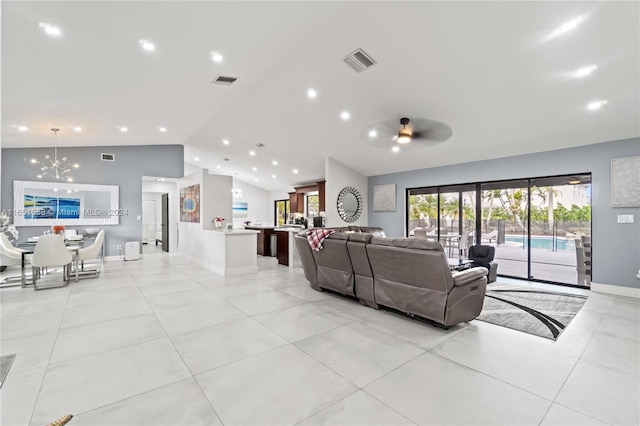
[15,238,86,287]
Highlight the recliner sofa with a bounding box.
[295,230,488,327]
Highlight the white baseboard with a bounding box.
[104,255,124,262]
[591,282,640,299]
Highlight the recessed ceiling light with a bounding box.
[392,146,400,153]
[293,169,299,174]
[39,22,61,37]
[548,16,584,39]
[272,160,278,166]
[159,178,166,182]
[216,165,221,169]
[211,52,224,63]
[73,126,82,132]
[340,111,350,121]
[159,127,167,132]
[30,158,37,164]
[222,139,230,145]
[368,130,377,138]
[249,151,256,156]
[587,100,608,110]
[139,39,155,51]
[119,127,128,132]
[252,167,257,171]
[194,157,200,161]
[18,126,28,131]
[73,164,79,168]
[271,174,276,179]
[574,64,597,78]
[307,88,317,99]
[254,179,259,182]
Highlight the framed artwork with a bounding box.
[13,180,119,226]
[180,184,200,222]
[373,183,397,212]
[232,202,248,218]
[611,156,640,208]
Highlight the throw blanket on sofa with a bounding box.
[307,229,335,251]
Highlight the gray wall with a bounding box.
[368,138,640,289]
[1,145,184,256]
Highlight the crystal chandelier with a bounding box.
[31,128,79,182]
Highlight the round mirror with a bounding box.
[336,186,363,223]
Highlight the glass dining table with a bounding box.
[15,238,86,287]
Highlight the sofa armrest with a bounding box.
[452,267,488,286]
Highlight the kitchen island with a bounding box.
[178,228,259,276]
[244,225,277,256]
[274,227,304,268]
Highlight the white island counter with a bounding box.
[179,228,259,276]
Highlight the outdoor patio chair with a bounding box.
[468,244,498,283]
[482,230,498,244]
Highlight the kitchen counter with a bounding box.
[178,228,259,276]
[274,228,304,268]
[244,226,277,256]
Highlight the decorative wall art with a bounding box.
[13,180,119,226]
[180,184,200,222]
[611,156,640,208]
[232,202,248,218]
[373,183,397,212]
[336,186,363,223]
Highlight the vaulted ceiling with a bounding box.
[3,1,639,191]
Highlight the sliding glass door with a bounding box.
[480,180,530,280]
[529,175,591,285]
[406,173,591,288]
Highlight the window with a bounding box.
[306,194,319,217]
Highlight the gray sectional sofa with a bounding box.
[295,229,488,327]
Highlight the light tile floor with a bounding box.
[1,253,638,425]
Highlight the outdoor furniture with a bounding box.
[457,230,474,258]
[414,229,428,239]
[482,230,498,244]
[575,239,591,276]
[468,244,498,283]
[30,234,73,290]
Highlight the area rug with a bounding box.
[0,353,16,389]
[476,284,587,340]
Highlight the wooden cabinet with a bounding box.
[317,180,326,212]
[276,231,290,266]
[245,227,276,256]
[289,192,305,213]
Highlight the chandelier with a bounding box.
[31,128,79,182]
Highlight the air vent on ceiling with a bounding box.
[224,158,230,161]
[101,153,115,162]
[343,48,377,73]
[256,143,265,148]
[212,75,238,85]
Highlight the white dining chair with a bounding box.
[74,230,105,279]
[1,234,29,285]
[30,234,73,290]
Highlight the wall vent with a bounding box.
[343,48,377,73]
[212,75,238,85]
[101,153,115,161]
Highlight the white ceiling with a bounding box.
[2,1,639,192]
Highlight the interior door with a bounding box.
[161,193,169,252]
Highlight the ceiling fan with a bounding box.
[361,117,453,150]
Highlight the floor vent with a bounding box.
[212,75,238,85]
[101,153,115,161]
[343,48,377,73]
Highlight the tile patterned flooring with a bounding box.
[1,253,638,425]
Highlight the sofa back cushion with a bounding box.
[311,235,354,295]
[366,243,454,293]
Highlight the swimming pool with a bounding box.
[504,235,576,251]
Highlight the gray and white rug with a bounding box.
[476,284,587,340]
[0,353,16,388]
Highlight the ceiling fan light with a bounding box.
[397,129,412,144]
